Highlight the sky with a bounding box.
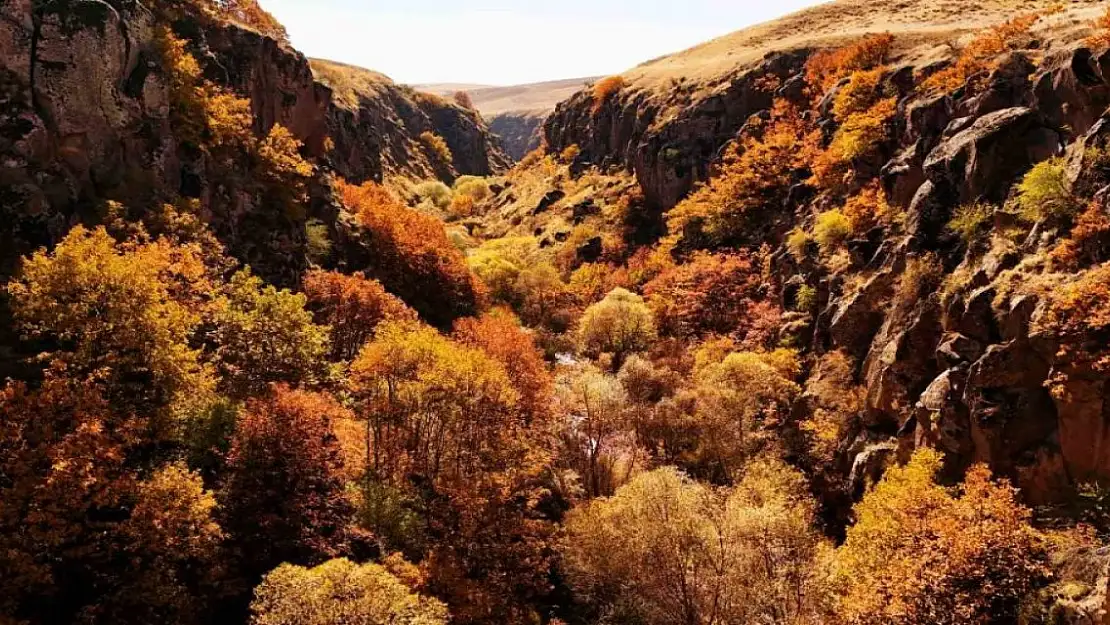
[261,0,828,86]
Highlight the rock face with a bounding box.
[312,59,510,185]
[487,110,545,161]
[0,0,509,287]
[544,51,808,210]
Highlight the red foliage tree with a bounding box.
[645,251,780,347]
[303,270,417,361]
[218,386,355,581]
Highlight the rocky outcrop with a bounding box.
[488,110,545,161]
[312,60,509,185]
[0,0,510,292]
[544,51,808,209]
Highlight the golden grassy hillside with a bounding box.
[627,0,1107,89]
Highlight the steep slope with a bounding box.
[313,60,511,184]
[544,0,1108,209]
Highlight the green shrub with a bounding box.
[414,180,453,211]
[1017,158,1079,222]
[419,131,453,165]
[796,285,817,312]
[948,203,995,244]
[453,176,491,202]
[787,228,810,261]
[814,210,852,253]
[305,219,332,264]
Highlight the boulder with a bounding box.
[924,107,1061,206]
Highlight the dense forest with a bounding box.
[7,0,1110,624]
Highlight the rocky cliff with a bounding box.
[312,59,510,184]
[0,0,508,287]
[487,110,545,161]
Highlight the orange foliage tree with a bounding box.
[644,251,779,346]
[805,33,895,93]
[923,12,1045,94]
[303,269,417,361]
[1038,261,1110,395]
[591,76,626,114]
[453,312,554,425]
[338,179,487,328]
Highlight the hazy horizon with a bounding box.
[262,0,828,86]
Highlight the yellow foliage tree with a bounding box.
[250,558,448,625]
[561,462,826,625]
[831,449,1048,625]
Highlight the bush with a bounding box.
[842,181,894,232]
[894,253,943,313]
[923,12,1045,94]
[948,203,995,244]
[453,176,490,202]
[795,285,817,312]
[414,180,453,211]
[806,33,895,92]
[560,144,581,163]
[577,288,657,369]
[786,227,811,261]
[591,76,626,114]
[419,131,453,165]
[305,219,332,264]
[832,67,884,121]
[816,98,897,189]
[814,210,852,253]
[452,91,474,109]
[1017,157,1079,222]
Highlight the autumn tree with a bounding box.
[339,179,487,327]
[250,558,448,625]
[923,12,1046,94]
[689,349,802,481]
[555,366,641,498]
[303,269,416,362]
[349,320,524,488]
[6,226,216,429]
[218,386,355,581]
[349,321,555,624]
[453,91,475,109]
[561,462,826,625]
[0,378,223,625]
[210,270,331,398]
[644,251,779,347]
[667,103,820,249]
[805,33,895,92]
[831,449,1048,625]
[453,313,554,425]
[577,288,656,370]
